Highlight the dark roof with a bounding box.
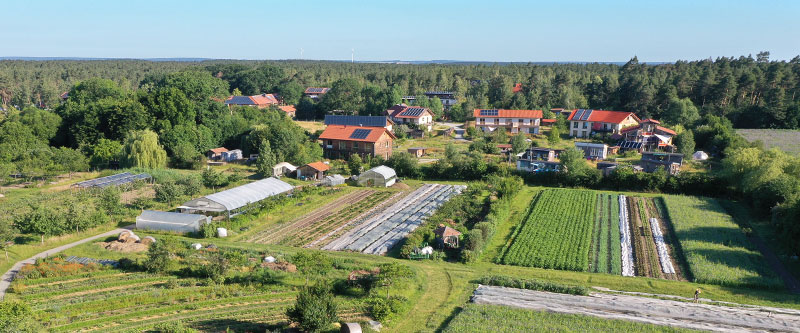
[324,115,391,127]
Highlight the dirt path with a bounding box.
[472,285,800,332]
[0,225,133,300]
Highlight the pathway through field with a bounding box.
[472,285,800,332]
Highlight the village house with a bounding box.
[473,109,543,134]
[278,105,296,118]
[618,119,677,152]
[575,142,612,160]
[640,152,684,175]
[385,104,435,131]
[318,125,396,160]
[517,147,557,162]
[297,161,330,180]
[401,91,458,110]
[324,115,394,132]
[304,87,330,100]
[224,93,280,109]
[408,147,428,158]
[567,109,640,138]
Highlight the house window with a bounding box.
[582,131,587,137]
[604,123,608,130]
[582,122,588,129]
[339,142,346,150]
[353,142,359,151]
[573,122,578,128]
[573,130,578,136]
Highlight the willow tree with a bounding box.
[122,129,167,168]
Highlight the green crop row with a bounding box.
[501,189,597,271]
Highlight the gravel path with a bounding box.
[472,285,800,332]
[0,226,133,300]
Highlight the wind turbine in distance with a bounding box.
[300,48,304,60]
[351,48,354,63]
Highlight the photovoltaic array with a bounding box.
[479,109,499,116]
[349,128,372,139]
[401,107,426,117]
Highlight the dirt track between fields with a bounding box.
[472,285,800,332]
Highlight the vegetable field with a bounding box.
[244,189,397,247]
[590,194,622,275]
[323,184,466,255]
[661,195,782,289]
[501,189,596,271]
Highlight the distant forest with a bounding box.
[1,52,798,129]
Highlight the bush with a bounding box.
[0,300,41,332]
[143,241,173,273]
[463,229,484,251]
[152,321,197,333]
[368,296,408,322]
[286,284,338,332]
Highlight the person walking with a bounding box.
[694,288,701,303]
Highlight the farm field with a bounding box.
[590,193,622,275]
[468,285,800,332]
[500,189,597,271]
[737,129,800,155]
[243,189,399,247]
[443,303,694,333]
[323,184,466,255]
[661,195,783,289]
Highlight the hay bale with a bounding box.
[118,230,134,241]
[124,234,141,243]
[140,236,156,245]
[341,323,362,333]
[190,243,202,250]
[264,256,276,263]
[263,261,297,273]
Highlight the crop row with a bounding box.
[661,195,782,289]
[501,189,597,271]
[590,194,622,275]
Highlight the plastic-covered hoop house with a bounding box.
[322,174,346,186]
[357,165,396,187]
[178,177,293,217]
[136,210,210,233]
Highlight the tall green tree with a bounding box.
[121,129,167,168]
[348,154,363,175]
[674,129,695,156]
[255,139,276,176]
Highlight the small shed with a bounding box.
[497,144,513,154]
[575,142,610,160]
[297,161,330,180]
[136,210,210,233]
[322,174,346,186]
[358,165,397,187]
[434,224,461,248]
[596,162,618,176]
[408,147,428,158]
[273,162,297,178]
[207,147,228,161]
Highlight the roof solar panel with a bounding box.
[479,109,499,116]
[573,109,584,120]
[350,129,372,139]
[402,107,426,117]
[581,109,593,121]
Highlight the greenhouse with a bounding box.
[321,174,346,186]
[178,177,293,217]
[136,210,210,233]
[357,165,396,187]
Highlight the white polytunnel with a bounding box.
[178,177,293,217]
[136,210,211,233]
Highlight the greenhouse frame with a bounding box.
[136,210,210,233]
[357,165,397,187]
[178,177,293,217]
[322,174,346,186]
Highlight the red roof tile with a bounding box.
[385,104,407,117]
[473,109,543,118]
[278,105,296,113]
[318,125,396,143]
[305,161,330,172]
[512,83,523,93]
[209,147,228,154]
[567,109,640,124]
[541,119,557,124]
[641,118,660,124]
[656,126,676,135]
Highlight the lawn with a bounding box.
[661,195,783,289]
[737,129,800,155]
[442,303,695,333]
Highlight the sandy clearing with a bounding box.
[471,285,800,332]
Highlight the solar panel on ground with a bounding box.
[479,109,499,116]
[74,172,151,189]
[350,129,372,139]
[581,109,593,121]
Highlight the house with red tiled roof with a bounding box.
[385,104,434,131]
[297,161,330,180]
[567,109,640,138]
[224,93,280,109]
[473,109,544,134]
[304,87,330,100]
[512,83,523,93]
[618,119,677,152]
[207,147,228,161]
[278,105,296,118]
[318,125,396,160]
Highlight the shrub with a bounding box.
[286,284,338,332]
[0,300,41,332]
[152,321,197,333]
[478,275,589,296]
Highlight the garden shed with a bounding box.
[178,177,293,217]
[357,165,396,187]
[434,224,461,248]
[136,210,210,233]
[322,174,346,186]
[272,162,297,178]
[297,161,330,180]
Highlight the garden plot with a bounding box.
[323,184,466,255]
[471,285,800,332]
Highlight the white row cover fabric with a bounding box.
[185,177,293,212]
[136,210,210,233]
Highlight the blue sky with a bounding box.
[2,0,799,62]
